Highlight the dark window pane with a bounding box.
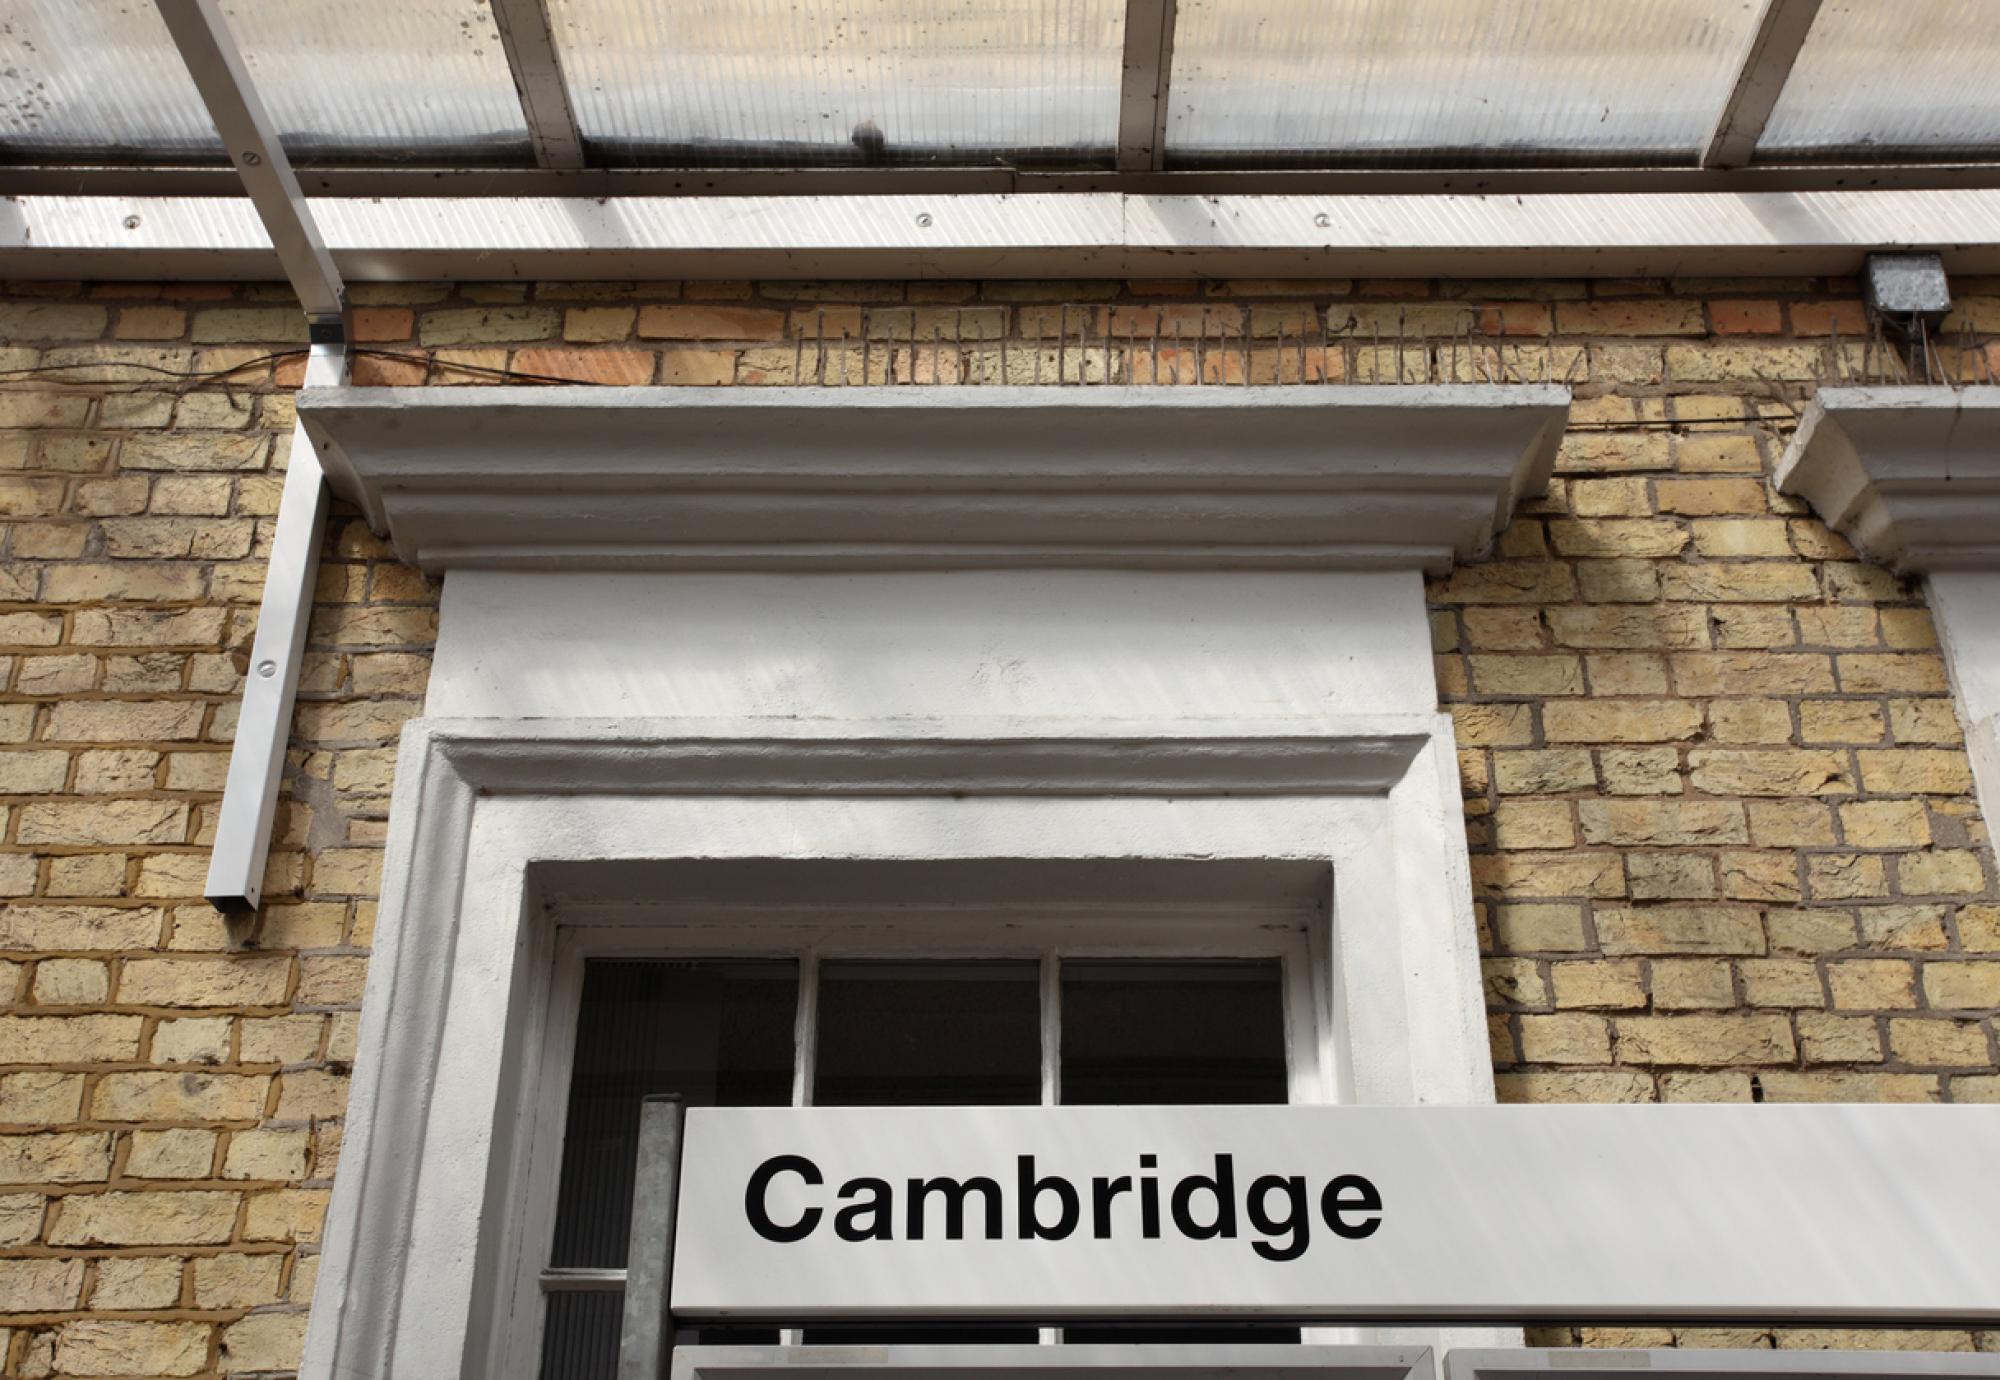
[1060,959,1288,1105]
[550,960,798,1272]
[1063,1324,1302,1345]
[800,1325,1043,1345]
[541,960,797,1380]
[814,960,1041,1107]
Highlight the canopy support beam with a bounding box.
[1702,0,1824,170]
[491,0,588,171]
[1116,0,1177,172]
[154,0,348,913]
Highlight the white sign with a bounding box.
[669,1104,2000,1323]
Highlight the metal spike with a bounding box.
[815,308,827,386]
[1319,315,1330,386]
[861,311,872,387]
[954,308,966,387]
[792,314,804,386]
[1150,316,1161,386]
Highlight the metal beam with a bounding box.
[1116,0,1177,172]
[10,189,2000,281]
[1702,0,1824,170]
[204,342,344,914]
[489,0,587,171]
[10,160,2000,201]
[152,0,345,324]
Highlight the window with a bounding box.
[526,921,1324,1380]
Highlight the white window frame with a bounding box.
[513,911,1331,1365]
[299,719,1496,1380]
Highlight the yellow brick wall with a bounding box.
[0,275,1993,1372]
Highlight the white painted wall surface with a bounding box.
[428,570,1437,727]
[1927,572,2000,842]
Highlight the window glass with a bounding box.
[542,960,799,1378]
[813,960,1042,1107]
[1059,959,1288,1105]
[1058,959,1295,1345]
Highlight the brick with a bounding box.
[1922,962,2000,1010]
[1896,850,1986,896]
[1798,1011,1882,1063]
[0,1256,85,1310]
[1828,959,1917,1009]
[118,956,292,1008]
[0,904,163,951]
[1492,750,1595,798]
[48,1190,238,1247]
[638,304,787,340]
[1808,852,1888,900]
[1518,1014,1611,1063]
[17,799,188,846]
[0,1131,113,1184]
[90,1072,269,1122]
[1839,653,1949,694]
[220,1312,309,1374]
[1448,703,1533,747]
[511,347,655,385]
[1598,748,1680,796]
[1857,750,1975,795]
[1546,701,1702,743]
[1708,699,1792,744]
[1661,563,1819,603]
[1492,800,1575,849]
[0,1014,143,1063]
[1655,478,1766,516]
[1556,301,1706,335]
[0,1071,85,1122]
[1887,699,1962,744]
[1616,1015,1794,1065]
[1747,801,1835,847]
[126,1127,218,1179]
[1472,852,1625,899]
[1551,960,1647,1010]
[1800,700,1885,744]
[243,1185,330,1241]
[1596,905,1764,956]
[1627,851,1716,900]
[1651,958,1735,1009]
[418,306,560,345]
[1550,605,1709,650]
[1670,652,1834,695]
[1756,1072,1940,1103]
[1578,800,1746,846]
[1888,1018,1991,1067]
[0,303,108,338]
[1687,749,1851,797]
[1546,519,1688,559]
[1496,1071,1654,1102]
[1718,850,1801,902]
[1689,519,1790,557]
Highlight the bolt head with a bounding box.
[916,212,934,228]
[256,660,278,679]
[240,150,262,166]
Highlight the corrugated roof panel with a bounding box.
[1758,0,2000,159]
[0,0,530,164]
[1164,0,1764,167]
[0,0,219,159]
[549,0,1121,166]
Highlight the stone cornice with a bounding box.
[299,384,1569,573]
[1775,386,2000,573]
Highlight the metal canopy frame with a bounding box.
[8,0,2000,189]
[152,0,348,914]
[1703,0,1827,169]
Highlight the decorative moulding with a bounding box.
[1775,386,2000,573]
[299,384,1569,574]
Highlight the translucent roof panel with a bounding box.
[1165,0,1765,167]
[1758,1,2000,160]
[0,0,531,164]
[549,0,1122,166]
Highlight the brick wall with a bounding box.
[0,275,1993,1373]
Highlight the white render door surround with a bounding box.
[292,384,1570,1378]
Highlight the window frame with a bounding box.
[509,909,1332,1373]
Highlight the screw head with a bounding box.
[256,660,277,679]
[1314,212,1331,228]
[915,212,933,228]
[122,214,141,230]
[240,150,262,166]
